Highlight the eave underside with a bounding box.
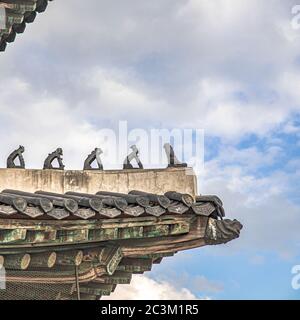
[0,214,242,300]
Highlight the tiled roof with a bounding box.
[0,0,53,52]
[0,189,225,221]
[0,189,242,300]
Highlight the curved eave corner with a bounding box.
[0,0,53,52]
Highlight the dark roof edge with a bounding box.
[0,0,53,52]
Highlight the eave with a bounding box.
[0,189,242,300]
[0,0,53,52]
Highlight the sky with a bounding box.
[1,0,300,300]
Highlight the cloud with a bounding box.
[158,271,224,294]
[1,0,300,140]
[201,144,300,256]
[0,77,106,169]
[102,274,210,300]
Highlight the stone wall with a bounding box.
[0,167,198,196]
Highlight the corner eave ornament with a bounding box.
[0,0,54,52]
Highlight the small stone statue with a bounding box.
[123,145,144,169]
[164,143,187,168]
[83,148,103,170]
[7,145,25,169]
[43,148,65,170]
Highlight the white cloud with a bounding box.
[1,0,300,139]
[159,271,224,294]
[0,77,107,169]
[200,145,300,256]
[102,274,209,300]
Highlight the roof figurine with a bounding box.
[164,143,187,168]
[7,145,25,169]
[43,148,65,170]
[83,148,103,171]
[123,145,144,170]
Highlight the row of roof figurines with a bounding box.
[5,143,188,170]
